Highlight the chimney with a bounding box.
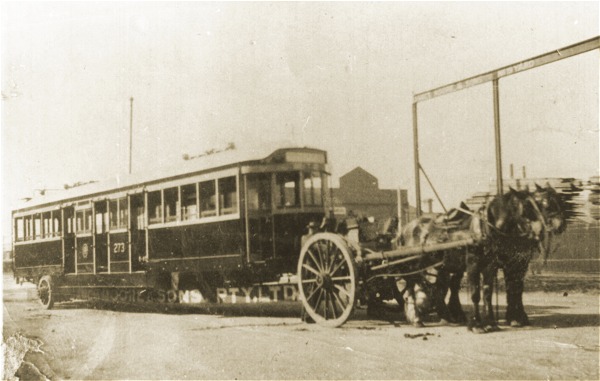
[425,198,433,214]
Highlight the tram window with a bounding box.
[119,198,128,228]
[136,206,145,229]
[247,173,271,211]
[42,212,52,238]
[109,200,118,229]
[76,209,92,233]
[164,187,179,222]
[303,172,323,206]
[66,215,73,234]
[76,212,82,233]
[275,172,300,208]
[96,211,103,233]
[148,190,162,224]
[52,212,61,237]
[109,198,128,229]
[181,183,198,220]
[14,218,24,242]
[218,176,237,215]
[24,215,33,240]
[34,214,41,239]
[199,180,216,218]
[95,209,107,234]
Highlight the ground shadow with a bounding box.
[55,298,303,318]
[523,303,600,329]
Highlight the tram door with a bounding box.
[62,206,76,273]
[108,197,130,273]
[245,174,274,262]
[129,193,146,271]
[94,201,109,273]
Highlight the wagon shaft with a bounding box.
[362,238,476,263]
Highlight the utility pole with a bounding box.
[129,97,134,174]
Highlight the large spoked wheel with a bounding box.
[297,233,357,327]
[38,275,54,310]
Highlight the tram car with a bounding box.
[11,146,331,308]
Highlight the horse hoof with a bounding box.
[468,326,487,334]
[484,324,500,332]
[413,321,425,328]
[439,319,451,326]
[510,320,523,328]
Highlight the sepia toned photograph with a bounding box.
[2,2,598,380]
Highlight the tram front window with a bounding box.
[14,218,24,242]
[163,187,178,222]
[218,177,238,215]
[303,172,323,206]
[247,173,271,211]
[148,191,162,224]
[275,172,300,208]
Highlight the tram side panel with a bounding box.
[14,240,62,279]
[109,231,130,273]
[146,219,245,271]
[76,236,94,274]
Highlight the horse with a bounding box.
[498,184,566,327]
[439,189,540,333]
[396,203,489,329]
[398,186,564,331]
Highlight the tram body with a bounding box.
[11,146,330,306]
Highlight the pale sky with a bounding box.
[2,2,599,246]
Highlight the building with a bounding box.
[329,167,416,228]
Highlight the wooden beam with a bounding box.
[414,36,599,103]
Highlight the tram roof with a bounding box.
[13,143,326,213]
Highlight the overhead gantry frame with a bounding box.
[412,36,600,216]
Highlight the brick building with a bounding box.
[329,167,416,228]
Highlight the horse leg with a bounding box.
[403,279,424,327]
[432,268,453,324]
[448,271,467,324]
[481,263,499,332]
[443,250,467,324]
[515,250,535,326]
[504,255,530,327]
[466,253,485,333]
[514,254,532,326]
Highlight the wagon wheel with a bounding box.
[38,275,54,310]
[297,233,357,327]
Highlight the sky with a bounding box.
[2,2,598,247]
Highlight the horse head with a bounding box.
[487,188,534,238]
[534,183,567,235]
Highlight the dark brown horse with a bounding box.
[426,189,538,333]
[499,185,566,327]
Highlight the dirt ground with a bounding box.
[2,273,599,380]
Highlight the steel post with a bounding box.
[493,78,503,195]
[412,102,422,216]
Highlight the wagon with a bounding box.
[297,232,475,327]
